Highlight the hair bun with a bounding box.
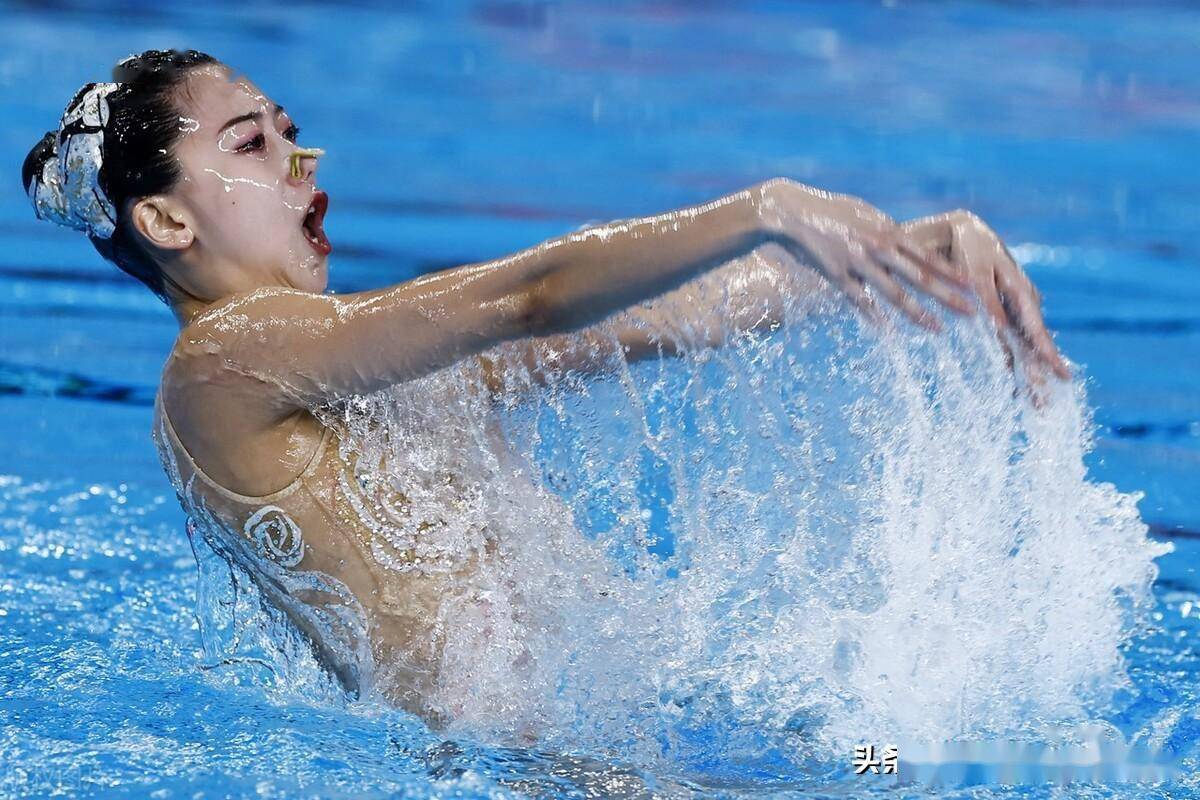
[22,130,73,229]
[23,82,121,239]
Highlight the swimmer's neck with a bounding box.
[167,281,294,329]
[170,296,210,328]
[161,247,321,329]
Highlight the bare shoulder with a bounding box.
[177,286,335,351]
[159,288,332,497]
[164,290,304,410]
[165,287,338,404]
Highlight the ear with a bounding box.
[130,196,194,251]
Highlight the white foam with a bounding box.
[198,285,1170,775]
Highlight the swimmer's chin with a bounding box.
[283,257,330,294]
[305,267,331,295]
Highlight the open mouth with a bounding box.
[301,191,332,256]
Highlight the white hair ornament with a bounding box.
[27,82,122,239]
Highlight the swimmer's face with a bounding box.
[136,63,330,298]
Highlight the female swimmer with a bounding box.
[22,49,1069,720]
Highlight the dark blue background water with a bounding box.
[1,2,1196,797]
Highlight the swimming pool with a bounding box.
[2,1,1198,797]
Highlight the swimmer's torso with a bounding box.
[152,336,499,719]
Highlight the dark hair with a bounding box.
[22,48,219,302]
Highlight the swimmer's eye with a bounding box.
[236,132,265,153]
[234,124,300,153]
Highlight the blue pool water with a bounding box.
[2,1,1198,797]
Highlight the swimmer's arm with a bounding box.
[471,187,975,390]
[474,242,824,390]
[191,186,766,406]
[605,241,821,356]
[192,179,966,408]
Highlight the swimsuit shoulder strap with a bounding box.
[153,388,332,505]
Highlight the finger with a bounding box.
[1023,354,1050,409]
[1004,323,1050,409]
[990,245,1071,380]
[976,271,1010,336]
[972,271,1019,377]
[896,241,972,290]
[996,267,1071,380]
[1000,307,1048,393]
[871,244,974,316]
[994,273,1062,400]
[998,328,1016,375]
[851,257,941,331]
[785,233,886,328]
[839,273,885,327]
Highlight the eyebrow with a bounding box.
[219,103,286,134]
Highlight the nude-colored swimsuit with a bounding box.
[151,389,473,715]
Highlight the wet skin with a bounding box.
[139,63,1069,711]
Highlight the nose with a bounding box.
[287,147,324,183]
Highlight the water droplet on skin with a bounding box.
[161,247,1161,756]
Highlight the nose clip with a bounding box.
[288,147,325,179]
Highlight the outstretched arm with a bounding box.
[478,201,1069,394]
[177,179,972,414]
[474,186,982,392]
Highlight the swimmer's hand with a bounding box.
[898,209,1071,386]
[755,178,976,332]
[757,179,1069,387]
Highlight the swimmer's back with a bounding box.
[152,288,490,717]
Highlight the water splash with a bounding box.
[187,509,367,708]
[197,288,1170,782]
